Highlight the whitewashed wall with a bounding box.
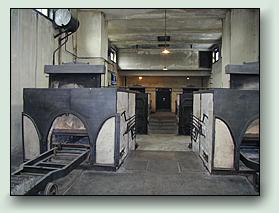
[128,93,136,150]
[199,93,214,172]
[96,117,115,165]
[192,93,201,153]
[117,92,129,163]
[23,116,40,160]
[11,9,76,168]
[213,118,235,169]
[11,9,55,167]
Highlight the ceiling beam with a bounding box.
[108,28,222,35]
[87,9,228,20]
[111,39,221,46]
[119,70,211,77]
[109,32,221,40]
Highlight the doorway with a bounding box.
[178,88,199,135]
[156,88,171,112]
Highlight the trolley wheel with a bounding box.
[44,182,58,195]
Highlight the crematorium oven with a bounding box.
[190,89,259,173]
[22,64,136,170]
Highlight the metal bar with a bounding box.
[12,144,90,195]
[23,165,59,171]
[24,148,57,166]
[36,162,66,168]
[240,153,259,171]
[52,143,90,149]
[121,111,136,121]
[56,150,85,155]
[18,166,57,175]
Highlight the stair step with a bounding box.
[148,112,178,134]
[149,125,178,130]
[149,122,177,126]
[149,121,177,124]
[149,118,177,122]
[149,129,177,134]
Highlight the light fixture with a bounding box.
[186,77,190,80]
[162,49,170,54]
[161,9,170,55]
[163,66,168,71]
[138,76,143,80]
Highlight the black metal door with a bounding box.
[178,89,198,135]
[135,93,148,134]
[129,87,145,93]
[156,88,171,112]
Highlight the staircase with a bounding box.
[148,112,178,134]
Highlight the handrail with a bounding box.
[121,111,136,122]
[121,111,136,139]
[188,113,208,145]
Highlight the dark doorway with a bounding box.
[135,93,148,134]
[129,87,148,134]
[199,51,212,68]
[156,88,171,112]
[129,87,145,93]
[178,88,199,135]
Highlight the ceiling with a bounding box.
[89,9,228,50]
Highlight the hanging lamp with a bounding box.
[161,9,170,55]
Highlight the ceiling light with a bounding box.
[138,76,143,80]
[161,9,171,55]
[162,48,170,54]
[186,77,190,80]
[163,66,168,70]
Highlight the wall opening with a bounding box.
[47,113,90,150]
[156,88,171,112]
[239,118,259,171]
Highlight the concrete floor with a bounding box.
[11,130,257,195]
[136,134,191,151]
[55,150,257,195]
[11,133,257,195]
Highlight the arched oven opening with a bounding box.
[239,118,259,171]
[47,113,90,163]
[239,118,259,192]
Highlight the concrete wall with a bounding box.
[126,76,202,112]
[192,93,201,153]
[77,11,107,58]
[199,93,214,172]
[117,92,136,164]
[216,9,259,88]
[126,76,202,88]
[119,49,199,70]
[76,10,110,87]
[221,11,231,88]
[128,93,136,150]
[59,9,78,64]
[230,9,259,64]
[208,59,222,88]
[11,9,57,167]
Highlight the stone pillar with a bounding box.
[145,88,156,113]
[221,9,259,88]
[171,88,183,113]
[76,10,109,86]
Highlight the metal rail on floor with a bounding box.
[11,143,90,195]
